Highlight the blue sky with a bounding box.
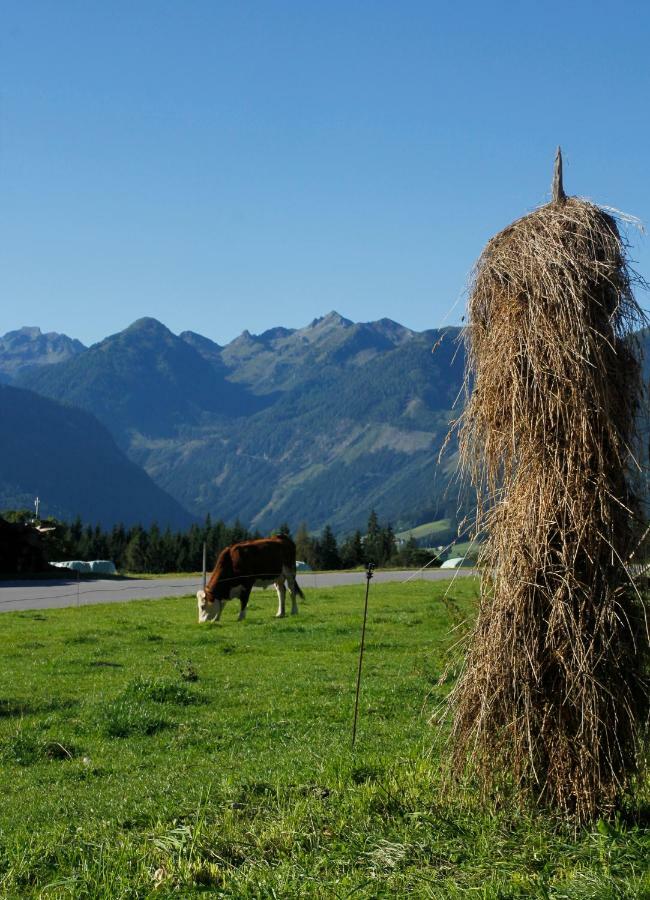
[2,1,650,346]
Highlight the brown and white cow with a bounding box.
[196,535,304,623]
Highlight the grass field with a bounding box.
[396,519,454,543]
[0,581,647,898]
[395,520,479,563]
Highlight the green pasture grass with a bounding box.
[396,518,453,542]
[0,581,647,898]
[395,519,480,563]
[439,540,479,563]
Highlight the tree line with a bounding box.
[294,511,437,570]
[3,509,439,574]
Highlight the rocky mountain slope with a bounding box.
[0,327,85,383]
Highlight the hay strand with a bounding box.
[450,190,649,822]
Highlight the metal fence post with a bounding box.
[352,562,375,749]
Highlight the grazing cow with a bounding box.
[197,535,304,623]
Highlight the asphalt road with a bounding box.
[0,568,478,614]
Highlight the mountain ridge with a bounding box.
[0,326,86,383]
[9,314,466,533]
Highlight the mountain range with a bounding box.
[5,314,648,537]
[3,313,465,534]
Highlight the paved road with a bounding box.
[0,568,478,614]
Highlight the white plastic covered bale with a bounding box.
[440,557,467,569]
[89,560,117,575]
[49,560,92,573]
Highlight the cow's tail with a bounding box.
[294,578,305,599]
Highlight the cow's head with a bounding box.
[197,588,223,623]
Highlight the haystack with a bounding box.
[450,151,649,822]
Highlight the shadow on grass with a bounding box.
[0,728,80,765]
[96,676,206,738]
[97,699,171,738]
[0,697,77,717]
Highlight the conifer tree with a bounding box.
[340,530,365,568]
[318,525,341,570]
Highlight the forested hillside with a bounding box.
[0,384,194,528]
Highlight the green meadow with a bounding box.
[0,580,647,898]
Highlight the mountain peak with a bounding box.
[230,328,259,346]
[124,317,173,336]
[0,326,86,382]
[366,317,414,344]
[308,311,353,329]
[258,325,295,342]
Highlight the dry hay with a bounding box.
[450,193,649,822]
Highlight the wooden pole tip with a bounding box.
[552,146,566,203]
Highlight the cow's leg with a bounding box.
[275,579,287,617]
[284,567,300,615]
[238,587,252,621]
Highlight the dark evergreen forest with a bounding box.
[3,509,438,574]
